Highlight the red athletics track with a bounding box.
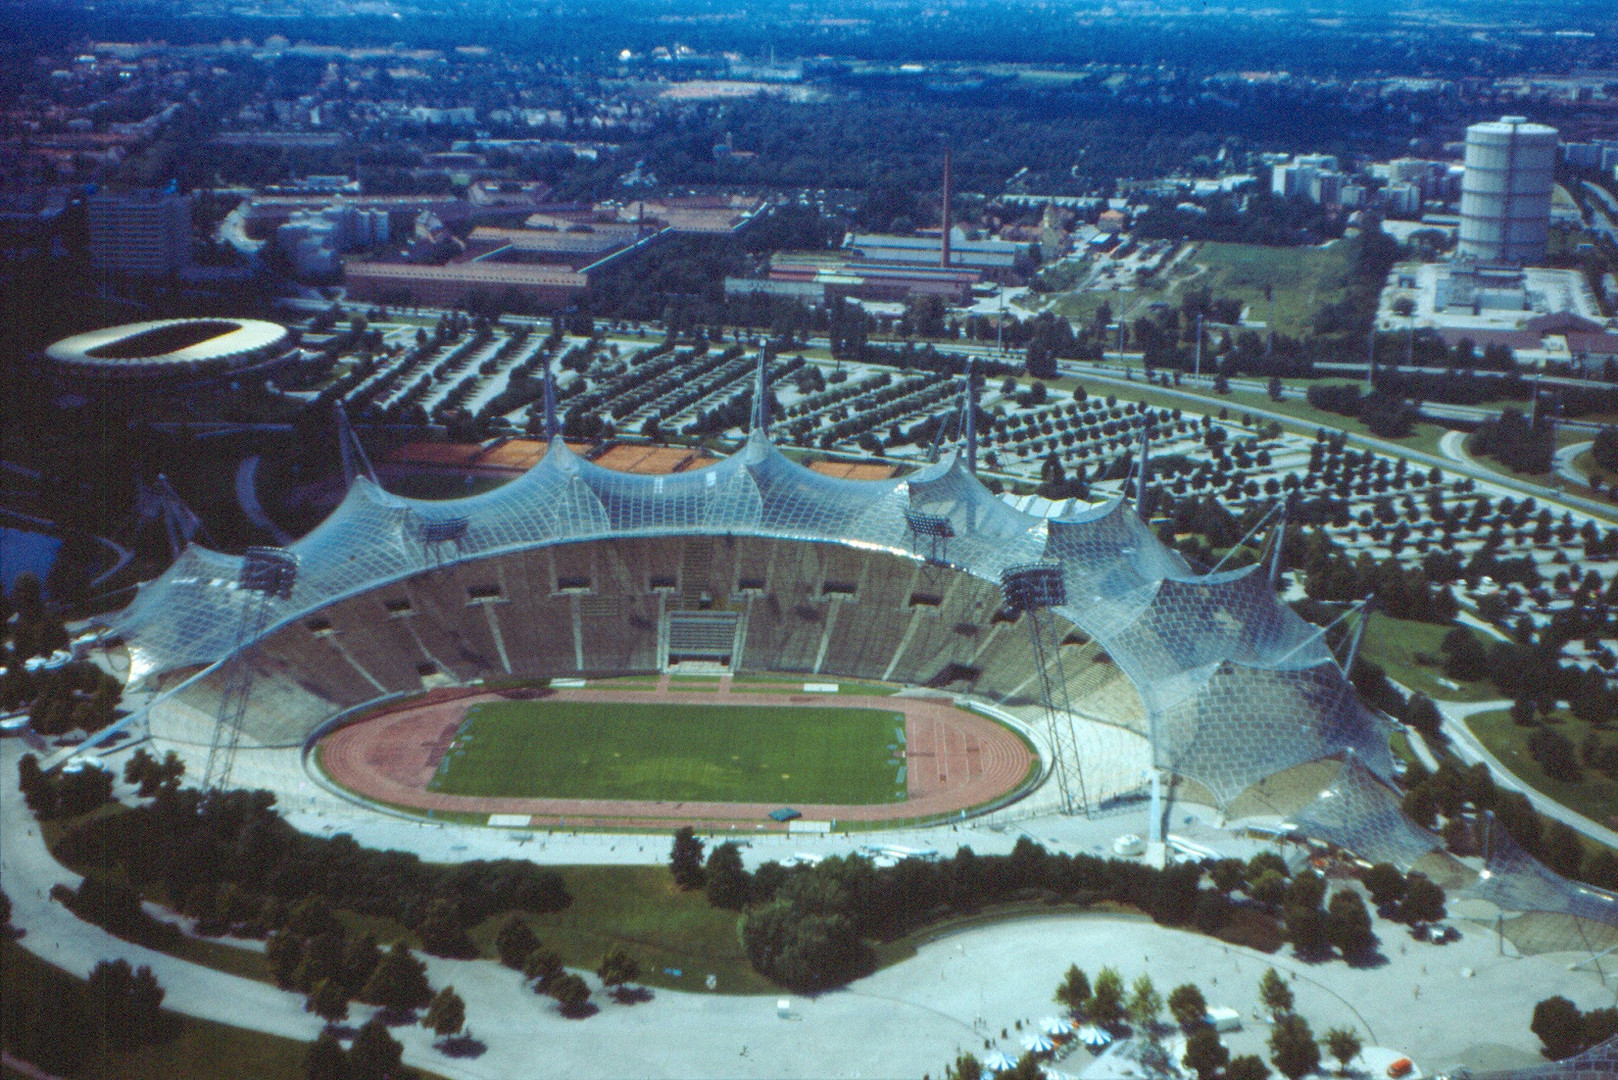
[318,681,1035,830]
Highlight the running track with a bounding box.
[319,683,1034,829]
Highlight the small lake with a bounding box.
[0,527,62,594]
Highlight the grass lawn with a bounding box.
[0,939,383,1080]
[1466,708,1618,832]
[1183,240,1354,339]
[1358,613,1498,703]
[430,700,908,804]
[470,864,775,994]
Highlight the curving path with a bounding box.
[1433,697,1618,850]
[318,689,1032,828]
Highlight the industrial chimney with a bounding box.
[940,139,952,270]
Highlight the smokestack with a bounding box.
[940,139,952,270]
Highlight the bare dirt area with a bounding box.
[317,684,1035,829]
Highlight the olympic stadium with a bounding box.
[75,370,1618,965]
[45,317,293,384]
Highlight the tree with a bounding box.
[1259,967,1294,1018]
[1323,1028,1363,1074]
[596,947,641,995]
[1400,874,1446,925]
[1325,891,1376,959]
[1250,869,1288,907]
[494,914,540,969]
[1184,1026,1231,1080]
[1284,904,1330,958]
[415,899,474,958]
[1283,871,1326,912]
[1054,964,1091,1017]
[307,978,350,1026]
[523,948,564,992]
[1195,889,1231,934]
[1532,996,1588,1060]
[1168,983,1209,1031]
[423,986,466,1041]
[1269,1013,1321,1080]
[945,1052,984,1080]
[1089,967,1125,1027]
[85,959,164,1049]
[360,942,432,1017]
[1127,974,1163,1035]
[670,826,705,890]
[1361,864,1406,907]
[704,842,751,909]
[1210,859,1247,895]
[1228,1055,1274,1080]
[303,1028,351,1080]
[549,971,592,1016]
[347,1016,407,1080]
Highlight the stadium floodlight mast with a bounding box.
[203,546,298,794]
[904,507,955,565]
[1000,563,1088,816]
[415,514,470,567]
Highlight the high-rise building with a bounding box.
[87,189,193,273]
[1457,115,1557,264]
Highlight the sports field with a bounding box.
[428,700,908,804]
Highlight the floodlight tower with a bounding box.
[905,508,955,566]
[415,514,470,567]
[203,546,298,794]
[1000,563,1088,815]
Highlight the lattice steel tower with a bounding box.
[1001,563,1088,815]
[203,546,297,793]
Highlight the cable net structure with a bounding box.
[1286,753,1443,870]
[90,429,1618,949]
[1464,823,1618,957]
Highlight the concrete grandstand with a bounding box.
[73,392,1618,961]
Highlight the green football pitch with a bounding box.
[428,700,909,804]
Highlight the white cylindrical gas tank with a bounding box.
[1457,116,1557,264]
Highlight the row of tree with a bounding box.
[38,771,572,951]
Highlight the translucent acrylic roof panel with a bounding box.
[1152,659,1394,806]
[1099,566,1333,700]
[573,447,764,534]
[283,482,420,605]
[746,435,908,546]
[1465,824,1618,946]
[1466,1034,1618,1080]
[105,544,254,678]
[905,453,1046,578]
[107,431,1417,823]
[1042,499,1191,613]
[1287,753,1442,869]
